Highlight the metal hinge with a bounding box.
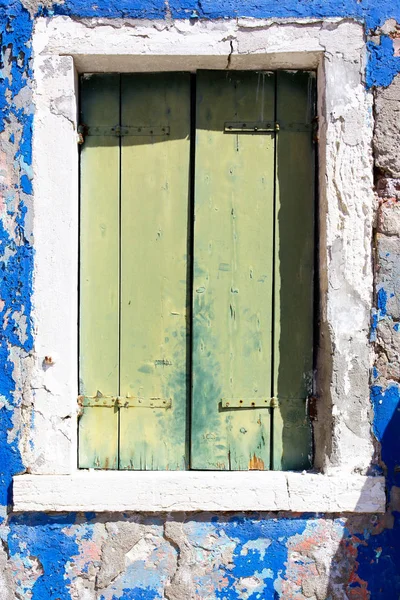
[77,124,87,145]
[224,121,279,134]
[221,396,315,409]
[221,397,279,409]
[224,121,317,134]
[307,395,318,421]
[78,391,172,409]
[77,124,170,144]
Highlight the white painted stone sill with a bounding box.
[13,472,385,513]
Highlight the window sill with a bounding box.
[12,472,385,513]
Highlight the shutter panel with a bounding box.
[79,74,120,469]
[78,71,315,472]
[272,71,315,470]
[191,71,275,470]
[118,74,190,470]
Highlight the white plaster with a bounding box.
[19,16,381,511]
[13,472,385,513]
[28,52,78,474]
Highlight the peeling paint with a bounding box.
[1,0,400,597]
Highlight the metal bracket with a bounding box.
[224,121,279,134]
[78,392,172,409]
[221,398,279,409]
[224,121,315,134]
[308,395,318,421]
[78,124,170,142]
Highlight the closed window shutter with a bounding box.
[79,74,120,469]
[79,71,315,471]
[118,73,190,470]
[191,71,276,470]
[273,71,315,470]
[79,73,190,470]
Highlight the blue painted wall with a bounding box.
[2,0,400,597]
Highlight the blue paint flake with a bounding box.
[20,174,32,195]
[105,588,161,600]
[377,287,387,316]
[210,516,310,599]
[8,513,79,600]
[370,310,379,341]
[367,35,400,88]
[0,0,35,518]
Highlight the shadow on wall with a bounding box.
[7,387,400,600]
[326,383,400,599]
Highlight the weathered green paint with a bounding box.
[119,74,190,470]
[79,71,315,472]
[272,71,315,470]
[191,71,275,470]
[79,74,120,469]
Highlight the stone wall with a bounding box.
[1,1,400,598]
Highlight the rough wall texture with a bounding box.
[1,0,400,598]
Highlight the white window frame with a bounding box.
[12,16,385,513]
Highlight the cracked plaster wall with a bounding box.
[1,0,400,597]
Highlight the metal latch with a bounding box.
[221,397,279,409]
[78,391,172,409]
[224,121,279,134]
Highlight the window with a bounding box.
[78,70,316,472]
[13,17,384,513]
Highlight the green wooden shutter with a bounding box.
[191,70,315,470]
[272,71,315,470]
[79,70,315,472]
[191,71,276,470]
[79,73,190,470]
[79,74,120,469]
[118,73,190,470]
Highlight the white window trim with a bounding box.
[12,16,385,513]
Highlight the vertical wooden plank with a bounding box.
[79,74,120,469]
[119,73,190,470]
[191,71,275,470]
[273,71,315,470]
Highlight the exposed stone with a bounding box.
[164,520,196,600]
[374,74,400,178]
[96,521,142,589]
[21,0,63,17]
[376,234,400,319]
[376,177,400,200]
[375,319,400,383]
[379,18,400,36]
[377,199,400,235]
[0,542,15,600]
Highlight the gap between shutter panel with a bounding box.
[118,73,191,470]
[79,74,120,469]
[191,71,276,470]
[272,71,316,470]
